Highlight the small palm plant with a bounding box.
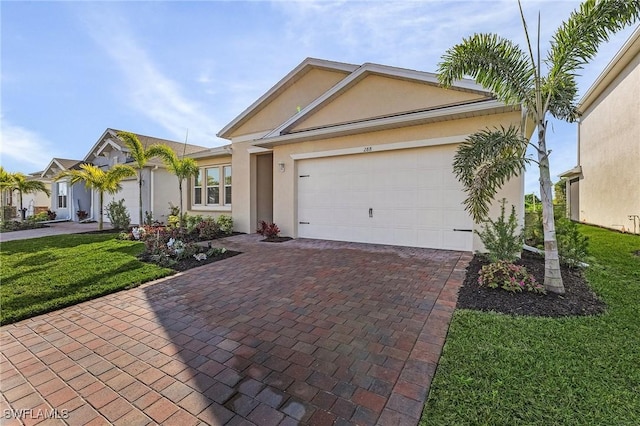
[56,164,136,230]
[438,0,639,294]
[116,131,161,226]
[150,145,199,232]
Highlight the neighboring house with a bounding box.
[41,158,87,221]
[42,129,208,225]
[560,26,640,234]
[194,57,527,251]
[22,172,52,217]
[1,172,51,220]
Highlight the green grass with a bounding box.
[0,234,173,325]
[422,225,640,426]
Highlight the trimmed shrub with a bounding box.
[105,199,131,230]
[476,199,523,262]
[478,261,545,293]
[217,214,233,235]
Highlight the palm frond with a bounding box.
[117,131,146,168]
[438,33,536,108]
[453,126,529,222]
[547,0,640,111]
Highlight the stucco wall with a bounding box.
[294,74,485,131]
[187,155,233,220]
[228,110,524,252]
[150,169,181,224]
[233,68,350,137]
[579,52,640,232]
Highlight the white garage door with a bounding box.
[104,180,140,225]
[297,145,473,251]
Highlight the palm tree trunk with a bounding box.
[19,191,24,220]
[138,170,143,226]
[99,191,104,231]
[538,123,565,294]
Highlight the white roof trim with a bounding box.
[579,25,640,113]
[262,62,490,139]
[217,58,359,139]
[255,99,513,148]
[289,134,471,160]
[558,165,582,178]
[188,145,233,159]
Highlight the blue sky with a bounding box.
[1,1,636,195]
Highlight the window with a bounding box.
[193,165,231,208]
[57,182,67,209]
[194,170,203,205]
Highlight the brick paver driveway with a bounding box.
[1,235,470,425]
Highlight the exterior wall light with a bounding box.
[278,162,285,172]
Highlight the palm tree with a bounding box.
[56,164,136,230]
[438,0,639,294]
[150,145,199,231]
[116,131,167,225]
[5,172,51,220]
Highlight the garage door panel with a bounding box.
[417,169,443,188]
[442,230,472,251]
[297,146,472,251]
[393,228,417,246]
[417,229,443,248]
[418,209,444,227]
[418,189,444,208]
[443,209,473,229]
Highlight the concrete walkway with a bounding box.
[0,234,471,425]
[0,222,114,243]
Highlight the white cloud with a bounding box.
[79,6,224,147]
[0,117,54,172]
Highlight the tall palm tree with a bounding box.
[6,172,51,220]
[56,164,136,230]
[438,0,639,294]
[116,131,167,225]
[150,145,199,231]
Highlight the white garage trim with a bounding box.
[290,134,470,161]
[296,145,473,251]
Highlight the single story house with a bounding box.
[1,172,51,220]
[190,58,527,252]
[41,128,208,225]
[560,26,640,234]
[41,158,88,221]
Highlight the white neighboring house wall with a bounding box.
[561,27,640,234]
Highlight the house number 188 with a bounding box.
[363,147,373,152]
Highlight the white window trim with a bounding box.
[191,164,232,211]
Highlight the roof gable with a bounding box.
[83,128,209,162]
[218,58,358,139]
[41,158,82,179]
[288,71,490,134]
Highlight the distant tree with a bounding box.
[150,145,199,231]
[554,179,567,206]
[525,193,542,212]
[56,164,136,230]
[438,0,639,294]
[116,131,168,225]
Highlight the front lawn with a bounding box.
[0,234,173,325]
[422,225,640,425]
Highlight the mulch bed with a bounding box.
[457,251,606,317]
[139,250,241,272]
[261,236,293,243]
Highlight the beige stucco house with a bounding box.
[192,58,526,251]
[560,26,640,234]
[42,129,208,225]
